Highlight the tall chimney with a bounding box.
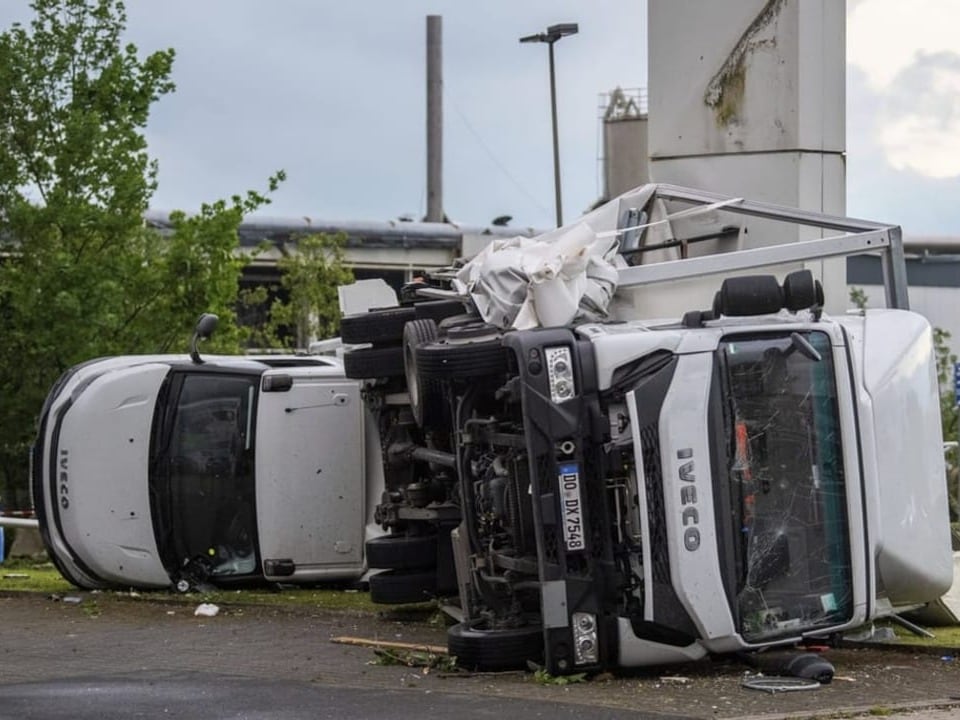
[426,15,443,222]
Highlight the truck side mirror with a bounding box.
[190,313,219,365]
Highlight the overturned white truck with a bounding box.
[343,184,954,674]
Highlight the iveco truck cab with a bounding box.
[32,335,381,591]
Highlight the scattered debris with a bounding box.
[370,648,457,672]
[330,636,448,655]
[845,625,897,643]
[742,675,821,694]
[63,596,83,605]
[530,667,587,686]
[193,603,220,617]
[3,573,30,579]
[659,675,691,685]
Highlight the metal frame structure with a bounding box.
[616,184,909,310]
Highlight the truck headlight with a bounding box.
[572,611,598,665]
[545,346,575,403]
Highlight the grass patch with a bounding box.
[0,556,433,616]
[0,558,73,594]
[890,623,960,648]
[173,586,387,613]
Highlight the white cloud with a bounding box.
[878,57,960,178]
[848,0,960,179]
[848,0,960,91]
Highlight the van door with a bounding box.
[254,369,365,581]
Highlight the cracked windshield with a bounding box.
[718,331,853,641]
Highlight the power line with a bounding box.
[446,92,553,222]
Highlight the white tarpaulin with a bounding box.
[453,185,661,330]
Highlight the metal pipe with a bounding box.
[548,40,562,227]
[0,516,40,529]
[410,445,457,468]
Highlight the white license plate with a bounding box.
[558,463,584,552]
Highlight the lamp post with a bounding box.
[520,22,578,228]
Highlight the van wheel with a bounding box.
[403,319,447,428]
[447,618,544,671]
[368,569,436,604]
[365,534,437,570]
[343,346,405,379]
[340,306,416,345]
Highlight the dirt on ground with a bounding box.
[1,591,959,719]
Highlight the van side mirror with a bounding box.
[190,313,219,365]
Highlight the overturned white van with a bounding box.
[32,345,382,591]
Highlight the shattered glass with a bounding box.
[717,331,853,641]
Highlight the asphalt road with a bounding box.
[0,592,958,720]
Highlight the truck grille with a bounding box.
[640,423,670,584]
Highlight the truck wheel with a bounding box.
[416,335,507,381]
[403,319,447,428]
[340,306,416,345]
[447,619,544,671]
[343,346,405,379]
[414,299,467,323]
[368,569,436,604]
[365,534,437,570]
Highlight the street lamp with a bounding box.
[520,22,579,228]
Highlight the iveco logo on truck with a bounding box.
[59,448,69,510]
[677,448,699,551]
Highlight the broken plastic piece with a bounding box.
[193,603,219,617]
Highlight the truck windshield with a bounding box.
[149,372,259,580]
[716,331,852,641]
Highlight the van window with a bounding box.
[150,372,259,580]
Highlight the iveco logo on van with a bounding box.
[677,448,699,551]
[59,448,69,510]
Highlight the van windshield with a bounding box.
[149,372,259,582]
[715,331,853,641]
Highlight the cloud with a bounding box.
[848,0,960,179]
[877,53,960,178]
[848,0,960,91]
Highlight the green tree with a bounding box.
[242,232,354,350]
[0,0,280,506]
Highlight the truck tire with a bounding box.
[414,299,467,324]
[416,333,507,381]
[365,534,437,570]
[447,619,544,671]
[343,346,404,379]
[340,307,416,346]
[368,569,436,604]
[403,319,447,428]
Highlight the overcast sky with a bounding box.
[2,0,959,236]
